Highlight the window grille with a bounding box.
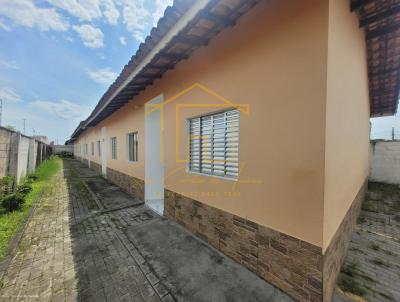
[189,109,239,179]
[127,132,138,162]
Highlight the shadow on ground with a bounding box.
[64,158,293,302]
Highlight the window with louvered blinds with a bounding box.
[189,109,239,179]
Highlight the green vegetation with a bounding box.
[0,176,14,198]
[1,193,25,212]
[370,242,381,251]
[338,261,378,297]
[0,157,60,259]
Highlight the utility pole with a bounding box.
[23,118,26,134]
[0,99,2,127]
[392,127,395,140]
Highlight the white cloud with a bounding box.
[121,1,150,42]
[119,36,126,46]
[0,60,19,70]
[0,88,21,102]
[103,0,119,24]
[31,99,90,120]
[73,24,104,48]
[46,0,102,22]
[0,0,69,31]
[152,0,172,27]
[0,20,10,31]
[47,0,119,25]
[87,68,117,84]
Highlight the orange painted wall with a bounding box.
[75,0,328,247]
[75,0,370,249]
[323,0,370,252]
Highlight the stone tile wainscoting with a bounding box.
[106,167,144,201]
[164,189,323,302]
[90,161,102,175]
[323,180,367,302]
[75,156,88,168]
[165,184,366,302]
[74,157,144,200]
[73,154,366,302]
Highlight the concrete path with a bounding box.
[0,159,293,302]
[333,182,400,302]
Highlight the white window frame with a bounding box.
[111,137,117,160]
[91,142,94,156]
[187,108,239,180]
[126,132,139,162]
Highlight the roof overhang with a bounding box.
[70,0,400,140]
[70,0,260,140]
[352,0,400,117]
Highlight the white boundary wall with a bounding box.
[369,140,400,184]
[0,127,52,183]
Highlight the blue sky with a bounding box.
[0,0,398,144]
[0,0,172,144]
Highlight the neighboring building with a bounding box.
[69,1,399,301]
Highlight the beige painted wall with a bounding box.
[323,0,370,251]
[75,102,145,180]
[76,0,329,247]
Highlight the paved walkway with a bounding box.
[0,159,293,302]
[333,182,400,302]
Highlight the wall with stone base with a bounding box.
[106,167,144,200]
[90,161,102,175]
[164,189,323,302]
[165,183,366,302]
[322,180,367,301]
[72,156,365,302]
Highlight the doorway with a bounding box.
[101,127,107,176]
[145,94,164,215]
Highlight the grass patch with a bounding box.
[338,262,377,297]
[369,242,381,251]
[338,273,366,297]
[0,157,60,260]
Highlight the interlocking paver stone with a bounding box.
[0,159,293,302]
[334,182,400,302]
[0,160,161,302]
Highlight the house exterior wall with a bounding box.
[322,0,370,300]
[73,0,371,300]
[75,0,328,247]
[323,0,370,253]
